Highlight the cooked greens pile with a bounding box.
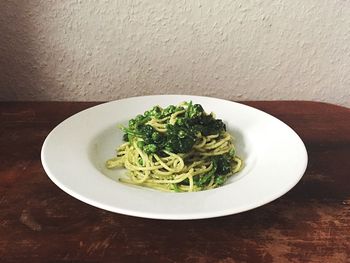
[122,101,226,154]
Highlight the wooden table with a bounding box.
[1,101,349,263]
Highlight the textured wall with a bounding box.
[0,0,349,106]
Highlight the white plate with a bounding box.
[41,95,307,220]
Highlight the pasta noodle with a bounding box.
[106,102,243,192]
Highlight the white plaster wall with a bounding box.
[0,0,349,106]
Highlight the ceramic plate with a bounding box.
[41,95,307,219]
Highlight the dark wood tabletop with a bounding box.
[0,101,349,263]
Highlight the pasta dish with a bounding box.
[106,101,242,192]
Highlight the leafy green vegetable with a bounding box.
[212,154,232,175]
[144,106,162,118]
[185,101,204,119]
[163,123,196,153]
[194,154,233,188]
[161,105,177,117]
[121,101,226,154]
[143,144,157,154]
[214,175,227,186]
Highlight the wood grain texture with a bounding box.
[0,101,349,263]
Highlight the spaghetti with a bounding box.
[106,101,243,192]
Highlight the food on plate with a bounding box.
[106,101,242,192]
